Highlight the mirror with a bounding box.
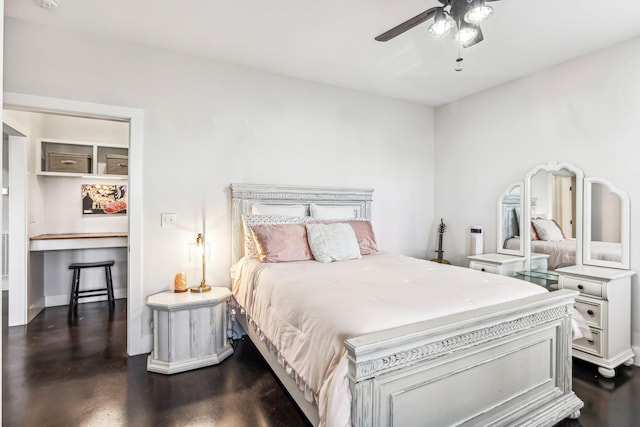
[523,161,583,271]
[497,183,523,256]
[496,161,630,271]
[583,177,630,269]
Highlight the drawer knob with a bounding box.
[587,340,594,344]
[587,309,594,316]
[481,268,485,272]
[577,284,584,290]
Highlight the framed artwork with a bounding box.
[82,184,127,215]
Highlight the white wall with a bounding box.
[4,18,435,353]
[435,36,640,356]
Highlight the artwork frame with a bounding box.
[82,184,127,215]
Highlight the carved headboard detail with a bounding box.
[230,183,374,266]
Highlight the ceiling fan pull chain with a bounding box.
[455,38,464,72]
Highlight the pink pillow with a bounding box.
[344,220,379,255]
[250,223,313,263]
[315,219,380,255]
[530,221,539,241]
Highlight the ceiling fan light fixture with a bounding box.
[464,0,493,24]
[428,8,452,38]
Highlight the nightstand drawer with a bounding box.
[573,328,602,357]
[560,276,604,298]
[469,262,499,274]
[574,299,603,329]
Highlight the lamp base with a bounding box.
[190,284,212,293]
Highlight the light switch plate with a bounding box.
[161,213,177,228]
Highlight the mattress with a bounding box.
[232,252,550,426]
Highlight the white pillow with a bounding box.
[305,223,361,263]
[310,204,358,220]
[251,204,307,216]
[242,214,314,258]
[532,218,564,241]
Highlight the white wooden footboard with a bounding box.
[345,289,583,427]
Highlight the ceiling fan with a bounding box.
[375,0,500,69]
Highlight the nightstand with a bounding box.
[147,287,233,374]
[468,253,549,276]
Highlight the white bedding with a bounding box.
[503,238,621,270]
[232,253,553,426]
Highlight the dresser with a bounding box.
[468,253,549,276]
[556,265,635,378]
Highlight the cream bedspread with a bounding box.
[232,253,553,426]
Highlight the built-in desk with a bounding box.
[30,232,128,251]
[29,232,128,309]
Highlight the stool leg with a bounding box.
[74,268,81,315]
[105,265,115,310]
[68,268,80,318]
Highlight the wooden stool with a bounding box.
[68,260,115,318]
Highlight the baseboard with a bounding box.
[633,346,640,367]
[45,287,127,307]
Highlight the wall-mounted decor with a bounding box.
[82,184,127,215]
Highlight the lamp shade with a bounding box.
[428,8,452,38]
[458,22,478,45]
[464,0,493,24]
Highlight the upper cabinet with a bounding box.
[496,161,630,271]
[38,138,128,178]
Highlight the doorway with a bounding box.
[553,175,576,238]
[3,92,145,356]
[4,109,130,326]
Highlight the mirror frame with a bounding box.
[523,161,584,270]
[583,177,630,270]
[497,182,524,256]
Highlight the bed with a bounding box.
[230,183,583,427]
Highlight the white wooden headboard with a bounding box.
[230,183,374,265]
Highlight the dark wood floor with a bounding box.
[2,293,639,426]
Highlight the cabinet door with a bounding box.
[191,306,215,358]
[171,310,192,362]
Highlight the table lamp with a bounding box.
[190,233,211,293]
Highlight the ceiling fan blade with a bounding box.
[462,26,484,48]
[375,8,437,42]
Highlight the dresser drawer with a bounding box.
[469,262,499,274]
[573,328,602,357]
[560,276,604,298]
[574,299,603,329]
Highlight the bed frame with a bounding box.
[230,183,583,426]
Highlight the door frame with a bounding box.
[3,117,30,326]
[3,92,146,356]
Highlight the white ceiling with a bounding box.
[6,0,640,106]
